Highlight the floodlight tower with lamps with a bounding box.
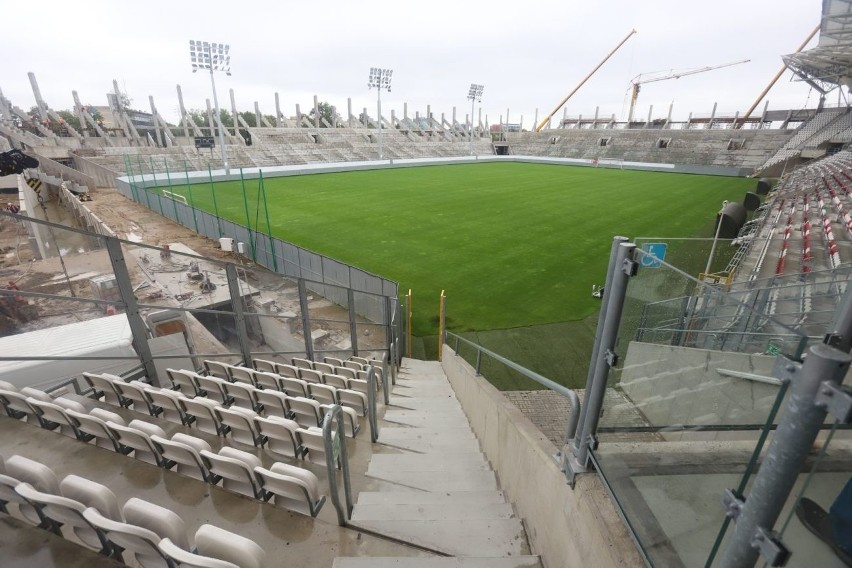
[367,67,393,161]
[467,84,484,156]
[190,39,231,174]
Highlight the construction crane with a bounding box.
[626,59,750,124]
[535,29,637,132]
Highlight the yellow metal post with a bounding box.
[406,289,413,358]
[437,290,446,361]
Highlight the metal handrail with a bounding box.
[445,331,581,443]
[322,405,353,526]
[365,365,380,442]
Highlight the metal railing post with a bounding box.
[322,406,353,526]
[298,278,314,360]
[572,236,628,453]
[717,343,852,568]
[225,264,254,366]
[573,242,637,467]
[347,289,358,356]
[438,290,446,361]
[105,238,160,386]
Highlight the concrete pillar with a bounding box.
[275,92,282,127]
[403,102,408,120]
[533,108,539,131]
[452,107,456,126]
[665,102,673,129]
[176,85,189,138]
[254,101,262,128]
[363,107,368,127]
[347,98,353,128]
[707,102,717,130]
[313,95,319,129]
[27,72,48,121]
[205,98,214,137]
[72,90,88,137]
[295,104,302,127]
[149,96,165,147]
[427,105,431,124]
[229,89,238,135]
[647,105,653,127]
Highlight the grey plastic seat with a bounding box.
[255,462,325,517]
[251,358,278,373]
[1,455,60,527]
[338,389,369,417]
[123,496,189,550]
[255,415,303,459]
[217,406,266,447]
[291,357,314,370]
[179,396,227,436]
[343,360,363,371]
[255,389,292,420]
[60,475,123,522]
[83,507,171,568]
[252,370,281,391]
[288,397,323,428]
[334,366,357,380]
[273,363,300,378]
[166,368,205,397]
[158,538,239,568]
[313,361,335,374]
[322,373,349,390]
[321,404,361,438]
[15,483,112,554]
[196,375,233,406]
[66,409,124,452]
[200,447,264,499]
[150,433,214,482]
[223,381,262,413]
[228,365,256,386]
[348,378,370,396]
[113,380,161,416]
[297,426,335,467]
[323,356,344,367]
[350,356,370,366]
[298,368,322,384]
[203,360,233,380]
[161,524,265,568]
[82,372,127,406]
[308,383,338,406]
[26,398,82,438]
[0,388,42,423]
[144,386,194,425]
[279,377,309,399]
[106,421,171,466]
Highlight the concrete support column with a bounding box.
[275,92,282,127]
[176,85,190,138]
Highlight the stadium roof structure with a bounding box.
[783,0,852,93]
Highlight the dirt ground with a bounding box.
[0,186,362,358]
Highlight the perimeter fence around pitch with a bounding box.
[115,157,397,325]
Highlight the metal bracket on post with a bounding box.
[722,488,745,520]
[604,349,618,368]
[815,382,852,423]
[751,527,790,567]
[771,354,801,385]
[622,258,639,277]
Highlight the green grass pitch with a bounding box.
[161,162,753,337]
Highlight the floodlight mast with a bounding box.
[467,84,484,156]
[367,68,393,161]
[190,40,230,174]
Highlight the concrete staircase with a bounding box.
[333,358,541,568]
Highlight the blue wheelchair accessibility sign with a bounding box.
[641,243,667,268]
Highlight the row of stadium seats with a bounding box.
[0,453,265,568]
[0,389,327,518]
[84,370,363,439]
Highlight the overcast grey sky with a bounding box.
[1,0,831,127]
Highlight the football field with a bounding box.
[159,162,752,338]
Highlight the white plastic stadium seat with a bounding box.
[150,433,214,482]
[254,462,325,517]
[288,397,322,428]
[200,447,264,499]
[180,396,228,436]
[216,406,267,447]
[254,389,292,420]
[254,415,303,459]
[83,507,171,568]
[204,360,233,380]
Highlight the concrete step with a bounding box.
[367,469,496,491]
[367,453,490,473]
[382,412,471,428]
[388,398,464,411]
[348,519,529,557]
[379,428,478,443]
[333,558,542,568]
[375,437,482,454]
[356,491,507,505]
[351,501,515,521]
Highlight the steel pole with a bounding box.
[470,97,475,156]
[572,236,628,453]
[705,208,724,276]
[573,242,636,466]
[208,47,229,174]
[377,87,383,161]
[718,343,852,568]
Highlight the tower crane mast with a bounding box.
[626,59,750,124]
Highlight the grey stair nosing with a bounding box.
[356,491,507,505]
[350,502,515,521]
[332,557,542,568]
